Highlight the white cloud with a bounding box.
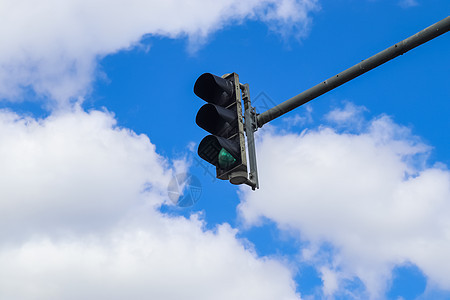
[239,105,450,298]
[399,0,419,8]
[0,108,300,299]
[0,107,170,239]
[320,267,340,297]
[0,1,317,296]
[0,0,319,106]
[283,105,314,128]
[324,102,368,130]
[0,219,300,300]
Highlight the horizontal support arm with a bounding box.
[257,16,450,127]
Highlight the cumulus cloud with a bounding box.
[0,1,319,297]
[239,104,450,298]
[0,219,300,300]
[0,108,300,299]
[0,107,171,240]
[0,0,318,106]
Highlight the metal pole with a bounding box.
[241,83,259,190]
[257,16,450,128]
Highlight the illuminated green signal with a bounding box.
[218,148,236,169]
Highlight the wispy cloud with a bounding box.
[324,102,368,130]
[399,0,419,8]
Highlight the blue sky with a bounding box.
[0,1,449,299]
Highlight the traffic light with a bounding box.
[194,72,249,185]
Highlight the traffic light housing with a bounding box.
[194,73,249,185]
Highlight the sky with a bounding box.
[0,0,449,299]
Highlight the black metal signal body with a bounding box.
[194,73,248,184]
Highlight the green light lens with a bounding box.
[218,148,236,169]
